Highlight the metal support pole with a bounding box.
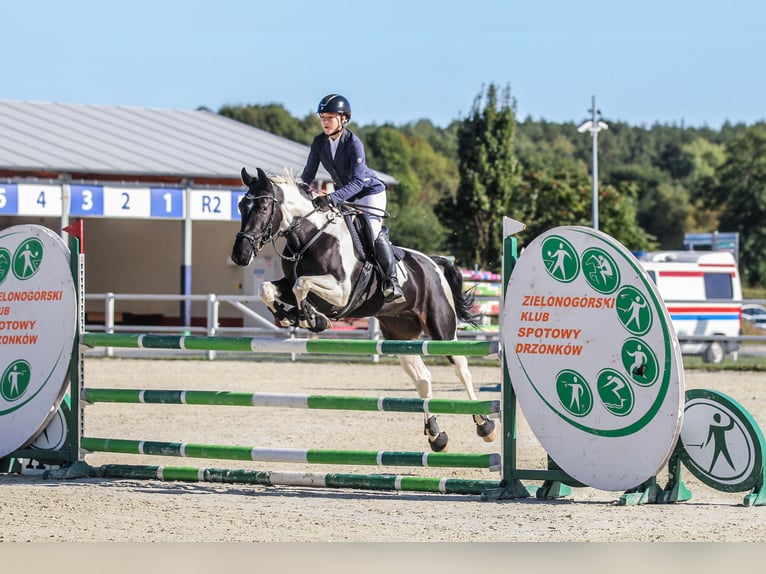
[577,96,608,231]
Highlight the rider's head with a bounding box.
[317,94,351,138]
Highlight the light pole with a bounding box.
[577,96,608,230]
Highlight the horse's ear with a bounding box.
[241,167,252,186]
[256,167,269,184]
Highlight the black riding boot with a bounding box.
[374,234,405,303]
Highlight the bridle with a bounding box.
[235,183,339,264]
[235,190,279,255]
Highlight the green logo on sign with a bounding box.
[542,236,579,283]
[582,247,620,294]
[1,360,32,401]
[556,369,593,417]
[616,285,653,336]
[597,369,634,416]
[621,338,659,387]
[12,238,43,280]
[0,247,11,286]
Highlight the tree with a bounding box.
[360,125,450,251]
[706,126,766,286]
[517,168,654,252]
[436,84,519,270]
[682,137,726,232]
[218,103,319,145]
[388,205,447,253]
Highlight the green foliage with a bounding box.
[217,100,765,283]
[437,84,520,270]
[386,204,447,253]
[707,126,766,286]
[516,169,654,252]
[359,126,420,207]
[400,119,459,161]
[218,103,319,145]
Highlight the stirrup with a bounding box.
[383,280,405,304]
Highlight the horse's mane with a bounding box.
[266,168,303,188]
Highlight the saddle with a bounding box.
[343,212,404,262]
[310,212,403,319]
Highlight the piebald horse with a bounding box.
[230,167,496,452]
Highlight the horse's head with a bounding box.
[230,167,285,266]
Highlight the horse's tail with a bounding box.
[430,255,479,328]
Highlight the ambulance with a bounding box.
[637,250,742,363]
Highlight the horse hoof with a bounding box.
[480,427,497,442]
[308,316,329,332]
[428,432,449,452]
[475,416,497,442]
[424,415,449,452]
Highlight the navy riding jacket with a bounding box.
[300,129,385,206]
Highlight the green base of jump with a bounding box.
[618,475,694,505]
[87,464,502,496]
[41,461,501,496]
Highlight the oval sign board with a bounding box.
[678,389,765,493]
[503,226,684,491]
[0,225,76,457]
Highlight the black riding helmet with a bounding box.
[317,94,351,121]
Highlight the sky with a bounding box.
[2,0,764,129]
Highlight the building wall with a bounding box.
[0,216,282,324]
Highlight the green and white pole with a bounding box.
[80,332,500,357]
[97,464,502,495]
[82,388,500,416]
[80,437,501,470]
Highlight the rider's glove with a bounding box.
[312,195,332,212]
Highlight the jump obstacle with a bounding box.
[4,223,540,500]
[0,224,662,502]
[8,221,762,505]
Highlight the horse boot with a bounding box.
[374,234,405,303]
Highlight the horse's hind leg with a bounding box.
[449,355,497,443]
[398,355,449,453]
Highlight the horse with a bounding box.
[230,167,496,452]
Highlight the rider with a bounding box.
[300,93,404,304]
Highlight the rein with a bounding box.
[279,210,338,263]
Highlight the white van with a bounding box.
[637,250,742,363]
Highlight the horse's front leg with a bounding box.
[398,356,449,452]
[449,355,497,442]
[259,278,299,327]
[292,274,351,332]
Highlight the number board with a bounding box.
[2,183,247,221]
[188,189,239,221]
[0,184,65,216]
[0,184,18,214]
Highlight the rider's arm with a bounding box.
[299,135,323,189]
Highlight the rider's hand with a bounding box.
[312,194,332,212]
